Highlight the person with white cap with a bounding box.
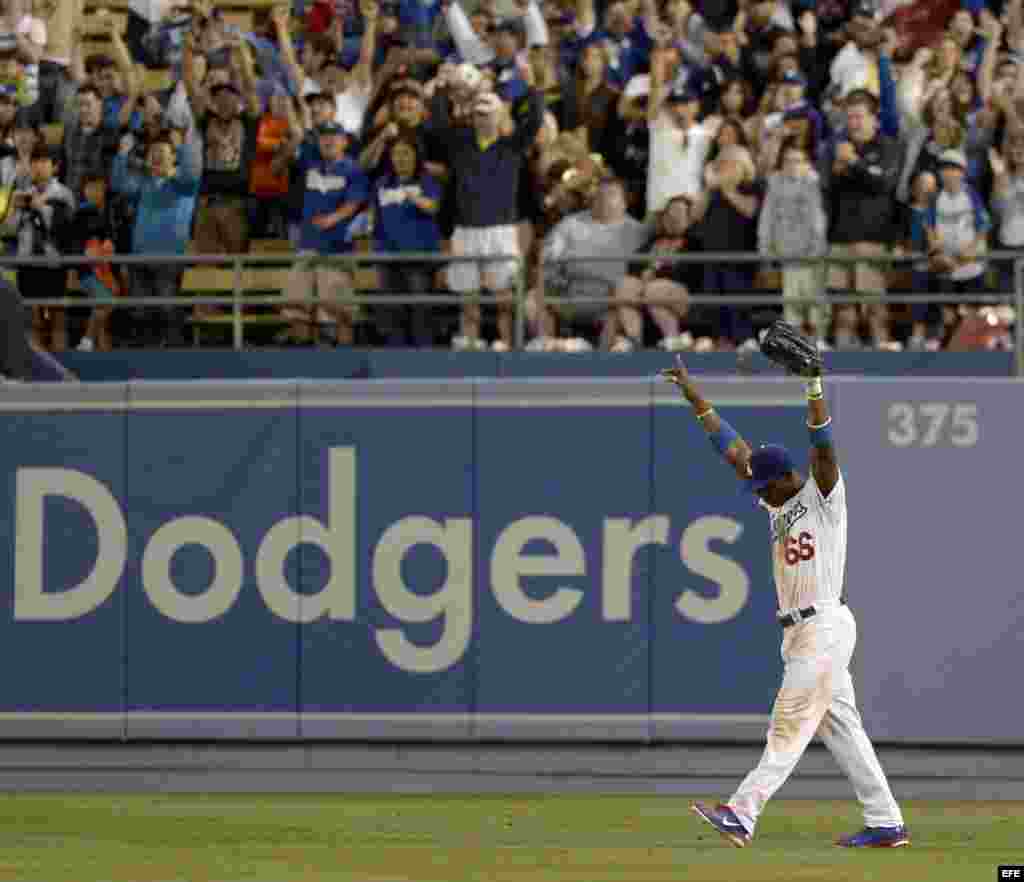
[427,78,543,349]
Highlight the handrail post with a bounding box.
[514,254,526,350]
[232,257,244,351]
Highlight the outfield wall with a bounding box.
[0,377,1019,744]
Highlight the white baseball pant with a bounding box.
[728,605,904,835]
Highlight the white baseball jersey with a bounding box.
[764,469,847,612]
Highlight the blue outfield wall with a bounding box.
[0,377,1021,744]
[51,349,1017,382]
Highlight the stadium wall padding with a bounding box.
[0,377,1019,744]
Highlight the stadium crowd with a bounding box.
[1,0,1020,352]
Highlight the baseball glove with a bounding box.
[759,320,823,378]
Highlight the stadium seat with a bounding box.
[249,238,293,255]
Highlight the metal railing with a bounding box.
[9,251,1024,375]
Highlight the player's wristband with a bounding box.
[808,416,834,448]
[709,416,739,457]
[805,377,823,401]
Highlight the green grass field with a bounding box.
[0,794,1018,882]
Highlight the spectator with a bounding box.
[614,193,694,350]
[819,88,901,348]
[895,169,941,350]
[429,85,542,350]
[646,48,716,217]
[11,143,74,352]
[370,137,442,346]
[61,84,125,201]
[277,0,379,135]
[759,138,828,341]
[273,116,370,345]
[925,149,990,300]
[0,118,38,249]
[110,127,201,346]
[69,172,121,352]
[528,176,662,350]
[359,78,430,173]
[691,143,761,345]
[184,27,262,315]
[248,87,294,239]
[559,40,617,155]
[604,73,650,217]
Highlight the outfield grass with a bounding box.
[0,794,1018,882]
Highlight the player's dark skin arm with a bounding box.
[662,355,753,480]
[807,386,839,496]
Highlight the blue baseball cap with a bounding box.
[745,444,795,494]
[667,83,700,104]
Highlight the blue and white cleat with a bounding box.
[690,801,752,848]
[836,826,910,848]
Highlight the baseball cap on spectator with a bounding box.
[339,42,361,70]
[781,70,807,87]
[937,149,968,170]
[783,102,824,141]
[666,83,700,104]
[0,83,17,102]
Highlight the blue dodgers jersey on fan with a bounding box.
[373,174,442,253]
[298,156,370,253]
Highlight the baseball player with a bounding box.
[661,346,908,849]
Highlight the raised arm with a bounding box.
[233,34,263,117]
[350,0,380,94]
[661,355,753,480]
[108,17,140,99]
[270,3,305,97]
[182,21,208,118]
[805,373,838,496]
[647,46,669,124]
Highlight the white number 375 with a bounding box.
[887,402,979,448]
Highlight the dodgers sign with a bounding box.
[0,379,811,740]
